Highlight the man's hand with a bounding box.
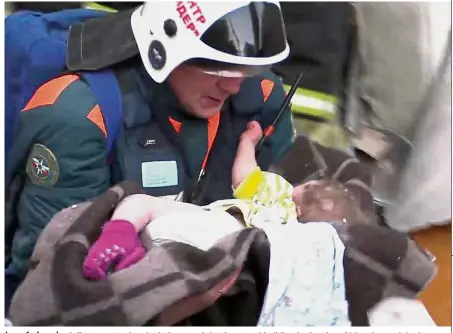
[232,121,263,188]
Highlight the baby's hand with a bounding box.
[232,121,263,188]
[239,120,263,145]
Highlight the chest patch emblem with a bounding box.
[26,143,60,187]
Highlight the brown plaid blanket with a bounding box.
[9,139,437,326]
[269,135,373,187]
[9,181,270,326]
[333,221,437,325]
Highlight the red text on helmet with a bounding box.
[176,2,206,37]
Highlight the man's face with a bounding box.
[167,64,244,119]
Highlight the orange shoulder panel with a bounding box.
[260,79,275,103]
[87,104,107,138]
[22,74,79,112]
[168,117,182,134]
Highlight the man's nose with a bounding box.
[217,77,243,95]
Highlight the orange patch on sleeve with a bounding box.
[22,75,79,112]
[87,104,107,138]
[260,79,275,103]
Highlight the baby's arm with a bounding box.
[83,194,204,280]
[233,168,297,225]
[111,194,204,232]
[231,121,296,224]
[234,168,294,203]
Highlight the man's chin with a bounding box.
[189,105,223,119]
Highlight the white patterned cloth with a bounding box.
[256,221,350,327]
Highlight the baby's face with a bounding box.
[291,180,322,218]
[291,180,364,223]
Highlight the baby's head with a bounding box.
[292,179,368,224]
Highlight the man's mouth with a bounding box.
[200,95,224,109]
[207,96,222,103]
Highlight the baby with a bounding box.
[83,121,368,279]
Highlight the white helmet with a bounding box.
[131,1,290,83]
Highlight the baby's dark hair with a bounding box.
[294,179,372,224]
